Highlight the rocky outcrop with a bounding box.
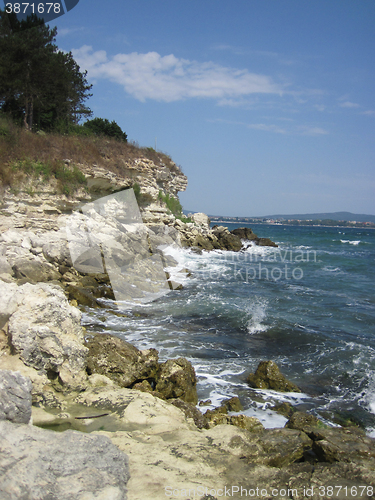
[85,334,198,404]
[86,333,160,388]
[231,226,278,247]
[0,154,187,234]
[0,369,130,499]
[0,420,130,500]
[1,281,88,392]
[0,369,32,424]
[155,357,198,404]
[247,360,301,392]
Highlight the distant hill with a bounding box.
[258,212,375,223]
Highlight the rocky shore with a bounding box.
[1,152,374,499]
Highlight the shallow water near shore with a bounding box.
[81,224,375,434]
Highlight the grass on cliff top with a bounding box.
[0,116,182,195]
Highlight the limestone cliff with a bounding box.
[0,136,188,232]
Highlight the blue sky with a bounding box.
[52,0,375,216]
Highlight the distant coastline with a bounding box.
[209,215,375,229]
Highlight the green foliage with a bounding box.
[83,118,127,142]
[0,10,92,131]
[132,182,153,207]
[158,190,185,218]
[132,182,141,199]
[11,158,87,195]
[0,116,10,136]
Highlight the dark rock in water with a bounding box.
[272,401,296,418]
[230,227,278,247]
[211,225,242,251]
[86,333,160,388]
[286,411,322,431]
[0,370,32,424]
[247,360,301,393]
[231,227,258,241]
[222,396,243,412]
[229,414,264,433]
[171,399,207,429]
[155,357,198,404]
[0,420,129,500]
[190,233,215,251]
[67,284,103,308]
[257,237,278,247]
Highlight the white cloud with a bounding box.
[339,101,360,109]
[298,126,329,136]
[247,123,287,134]
[72,46,284,103]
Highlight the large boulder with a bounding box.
[85,333,160,387]
[212,225,242,251]
[2,281,88,391]
[12,255,61,283]
[231,227,258,241]
[155,357,198,404]
[190,212,210,231]
[0,420,130,500]
[247,360,301,392]
[0,370,32,424]
[231,227,278,247]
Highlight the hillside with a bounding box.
[0,120,188,231]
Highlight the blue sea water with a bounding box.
[82,223,375,434]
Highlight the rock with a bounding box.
[229,414,264,432]
[272,401,296,418]
[285,410,322,431]
[85,333,160,388]
[212,225,242,251]
[222,396,243,412]
[247,360,301,392]
[12,255,61,283]
[204,404,264,432]
[191,212,210,230]
[171,399,207,429]
[0,256,13,276]
[231,227,258,241]
[75,386,193,435]
[67,284,103,308]
[0,420,130,500]
[231,227,278,247]
[4,281,88,392]
[155,357,198,404]
[257,237,278,247]
[0,370,32,424]
[309,427,375,465]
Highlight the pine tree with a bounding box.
[0,9,92,130]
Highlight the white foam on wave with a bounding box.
[246,297,268,334]
[322,266,342,273]
[340,239,361,245]
[241,406,288,429]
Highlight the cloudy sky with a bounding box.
[53,0,375,216]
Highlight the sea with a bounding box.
[81,223,375,436]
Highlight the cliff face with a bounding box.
[0,144,188,232]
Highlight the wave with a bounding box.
[246,297,268,334]
[340,239,361,245]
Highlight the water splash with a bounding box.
[246,297,268,334]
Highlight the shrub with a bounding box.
[83,118,127,142]
[158,190,184,217]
